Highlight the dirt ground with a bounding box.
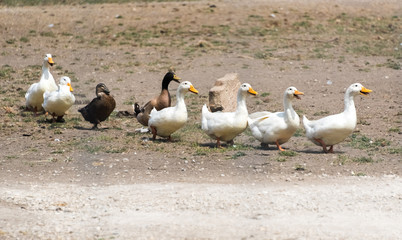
[0,0,401,239]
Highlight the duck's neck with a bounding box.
[343,90,356,116]
[236,90,248,115]
[60,85,69,93]
[283,96,298,122]
[161,77,170,92]
[42,62,51,80]
[175,89,187,111]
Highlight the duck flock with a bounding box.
[25,53,373,153]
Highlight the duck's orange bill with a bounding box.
[67,82,74,92]
[189,85,198,94]
[360,87,372,95]
[248,87,257,95]
[294,90,304,95]
[48,57,54,64]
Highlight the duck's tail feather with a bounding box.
[302,115,311,131]
[133,103,141,116]
[78,107,89,121]
[248,115,269,127]
[201,104,210,131]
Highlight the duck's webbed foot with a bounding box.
[275,140,285,151]
[150,126,157,140]
[216,138,221,148]
[314,138,329,153]
[56,116,65,123]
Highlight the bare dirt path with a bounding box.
[1,176,401,239]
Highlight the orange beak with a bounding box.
[67,82,73,92]
[248,87,258,95]
[294,90,304,99]
[48,57,54,66]
[360,86,372,96]
[189,85,198,94]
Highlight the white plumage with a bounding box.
[248,86,303,151]
[201,83,257,147]
[303,83,372,153]
[42,76,75,122]
[25,54,58,114]
[148,81,198,141]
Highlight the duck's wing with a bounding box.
[249,111,271,119]
[78,96,101,122]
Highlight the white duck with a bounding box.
[25,54,58,114]
[42,76,75,122]
[248,87,304,151]
[202,83,257,147]
[303,83,372,153]
[148,81,198,141]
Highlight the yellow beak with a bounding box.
[173,74,181,81]
[294,90,304,95]
[48,57,54,64]
[360,86,372,95]
[248,87,258,95]
[189,85,198,94]
[67,82,73,92]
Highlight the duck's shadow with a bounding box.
[74,126,110,131]
[36,118,65,124]
[297,149,346,154]
[198,142,218,148]
[197,142,252,149]
[146,137,178,143]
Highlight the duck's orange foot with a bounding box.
[275,140,285,151]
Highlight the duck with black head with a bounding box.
[134,68,181,127]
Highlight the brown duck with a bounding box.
[134,70,180,126]
[79,83,116,129]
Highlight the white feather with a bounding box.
[148,81,197,138]
[248,87,303,147]
[201,83,256,143]
[303,83,371,147]
[42,76,75,117]
[25,54,58,111]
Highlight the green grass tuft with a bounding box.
[294,164,305,171]
[352,156,374,163]
[349,133,390,150]
[231,151,246,159]
[279,151,297,157]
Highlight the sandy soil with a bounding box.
[1,176,401,239]
[0,0,401,239]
